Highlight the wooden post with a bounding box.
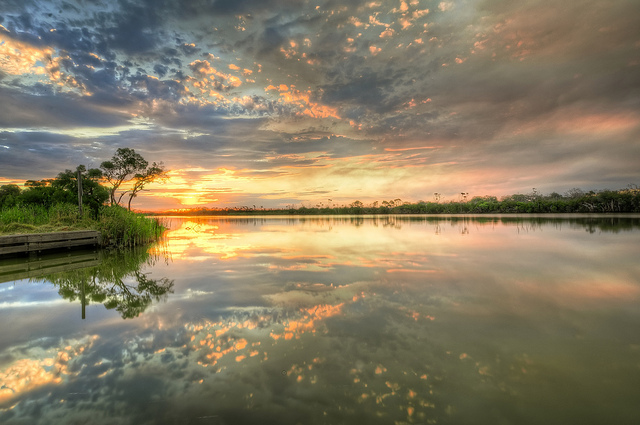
[77,169,83,216]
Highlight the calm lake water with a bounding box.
[1,215,639,425]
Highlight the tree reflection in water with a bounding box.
[39,246,174,319]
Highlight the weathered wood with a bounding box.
[78,169,83,216]
[27,238,99,251]
[0,231,101,256]
[0,231,98,244]
[0,244,30,255]
[0,235,30,244]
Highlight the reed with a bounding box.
[0,203,165,247]
[96,205,166,248]
[0,204,50,227]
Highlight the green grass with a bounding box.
[0,204,94,231]
[96,205,165,247]
[0,203,165,247]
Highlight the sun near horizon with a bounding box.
[0,0,638,211]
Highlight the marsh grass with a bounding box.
[0,203,165,247]
[0,204,93,231]
[96,206,166,248]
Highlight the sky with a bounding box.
[0,0,639,210]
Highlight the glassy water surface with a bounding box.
[1,215,639,425]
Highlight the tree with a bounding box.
[547,192,563,200]
[0,184,21,208]
[19,179,58,207]
[565,188,585,199]
[100,148,149,206]
[52,165,109,215]
[126,162,167,210]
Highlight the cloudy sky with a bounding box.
[1,0,638,210]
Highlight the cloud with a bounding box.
[128,73,188,101]
[206,0,306,16]
[101,0,167,55]
[0,86,131,129]
[320,69,401,114]
[0,0,638,207]
[153,63,169,77]
[0,130,109,179]
[258,26,288,56]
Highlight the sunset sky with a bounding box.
[1,0,639,210]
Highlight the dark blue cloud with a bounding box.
[174,0,305,16]
[147,101,269,131]
[320,69,402,114]
[0,86,131,128]
[258,26,286,56]
[104,1,166,54]
[128,73,188,101]
[0,131,95,179]
[178,42,199,55]
[153,64,169,77]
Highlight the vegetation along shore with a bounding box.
[155,186,640,216]
[0,148,166,247]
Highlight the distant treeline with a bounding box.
[157,187,640,216]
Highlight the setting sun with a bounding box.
[0,0,636,211]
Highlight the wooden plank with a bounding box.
[0,231,100,256]
[0,235,30,245]
[26,231,99,242]
[0,244,29,255]
[0,231,99,246]
[27,238,99,252]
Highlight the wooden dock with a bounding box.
[0,231,101,257]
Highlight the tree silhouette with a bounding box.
[127,162,167,210]
[100,148,149,206]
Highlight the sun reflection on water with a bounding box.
[1,216,639,423]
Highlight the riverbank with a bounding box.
[0,204,164,247]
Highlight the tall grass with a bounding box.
[0,204,94,233]
[0,203,165,247]
[0,204,52,226]
[96,205,165,248]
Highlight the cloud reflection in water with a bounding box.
[1,216,639,424]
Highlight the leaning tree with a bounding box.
[100,148,148,206]
[126,162,167,210]
[100,148,166,209]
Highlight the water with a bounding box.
[1,215,639,425]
